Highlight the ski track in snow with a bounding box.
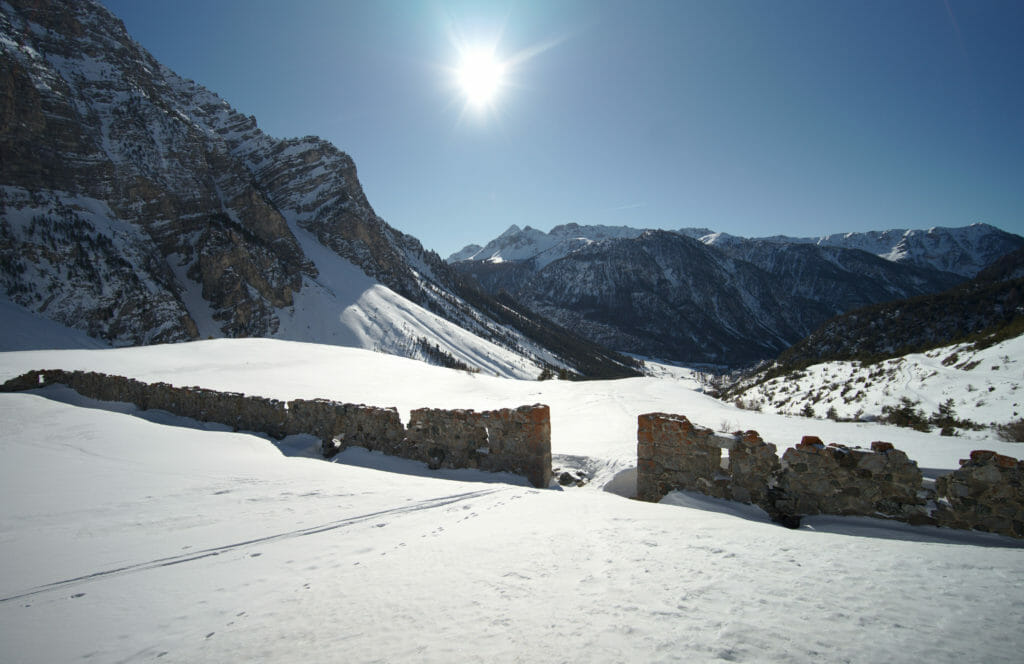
[0,488,506,604]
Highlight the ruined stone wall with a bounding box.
[636,413,779,505]
[637,413,722,501]
[774,437,926,521]
[934,450,1024,538]
[288,398,405,457]
[636,411,1024,538]
[0,370,551,488]
[724,430,781,506]
[406,405,552,488]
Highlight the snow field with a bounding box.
[1,340,1023,662]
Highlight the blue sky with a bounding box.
[104,0,1024,256]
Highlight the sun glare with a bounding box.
[456,46,506,108]
[444,24,563,123]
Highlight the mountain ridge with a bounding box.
[451,222,1022,278]
[0,0,639,379]
[450,223,1008,366]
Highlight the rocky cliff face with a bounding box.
[1,0,311,343]
[0,0,638,378]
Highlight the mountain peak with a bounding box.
[0,0,640,379]
[497,224,522,238]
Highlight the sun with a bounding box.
[455,46,506,109]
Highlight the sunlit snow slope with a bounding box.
[1,340,1023,663]
[730,335,1024,427]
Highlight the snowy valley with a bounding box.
[2,1,1024,662]
[2,338,1024,663]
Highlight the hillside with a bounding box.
[770,247,1024,370]
[722,333,1024,432]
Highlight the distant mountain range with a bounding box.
[0,0,638,379]
[449,223,1023,366]
[452,222,1020,278]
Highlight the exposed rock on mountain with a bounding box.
[451,223,982,366]
[0,0,639,378]
[771,247,1024,370]
[705,239,963,324]
[507,231,802,365]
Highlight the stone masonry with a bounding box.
[723,430,781,506]
[934,450,1024,538]
[637,413,780,507]
[406,405,552,488]
[637,411,1024,539]
[637,413,722,502]
[774,437,926,521]
[0,370,552,488]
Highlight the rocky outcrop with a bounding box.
[637,412,1024,538]
[0,0,313,343]
[0,369,551,487]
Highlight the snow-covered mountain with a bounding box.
[0,0,638,379]
[450,224,971,366]
[717,248,1024,431]
[763,247,1024,370]
[453,223,1022,279]
[700,223,1023,278]
[448,222,645,269]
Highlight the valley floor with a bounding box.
[1,340,1022,663]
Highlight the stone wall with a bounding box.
[637,411,1024,538]
[934,450,1024,538]
[773,437,927,521]
[0,370,551,488]
[636,413,779,507]
[289,398,405,457]
[724,430,782,507]
[637,413,722,502]
[406,406,552,488]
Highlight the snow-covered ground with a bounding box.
[2,339,1023,663]
[730,335,1024,428]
